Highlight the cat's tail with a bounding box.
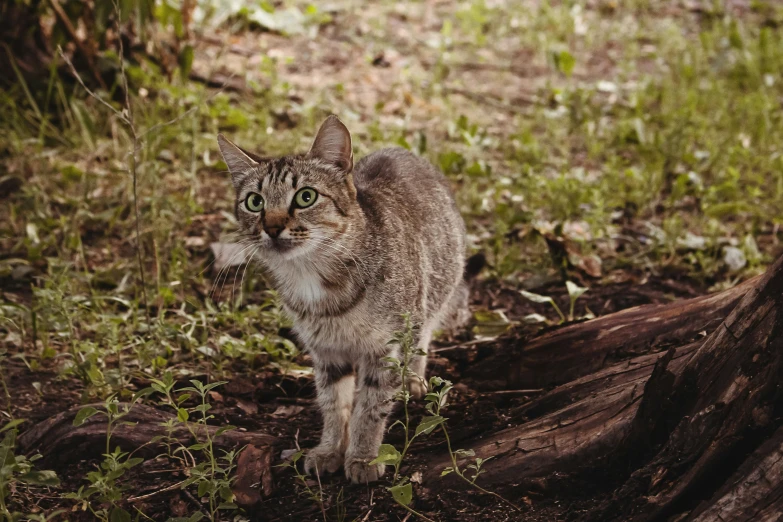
[440,252,486,334]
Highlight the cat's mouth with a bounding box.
[268,238,295,252]
[266,237,309,258]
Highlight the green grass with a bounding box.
[1,0,782,518]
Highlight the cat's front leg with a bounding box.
[344,353,400,483]
[304,358,355,476]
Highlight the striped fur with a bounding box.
[218,116,467,483]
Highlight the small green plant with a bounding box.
[65,395,146,522]
[565,281,589,320]
[0,421,61,521]
[278,449,328,521]
[428,377,518,511]
[520,280,589,323]
[369,315,434,521]
[146,373,239,521]
[373,316,520,519]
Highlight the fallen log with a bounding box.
[464,275,757,390]
[605,252,783,521]
[18,402,279,507]
[18,402,278,462]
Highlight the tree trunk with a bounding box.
[688,426,783,521]
[427,255,783,522]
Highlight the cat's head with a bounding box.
[217,115,359,262]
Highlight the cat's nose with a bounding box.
[264,225,284,238]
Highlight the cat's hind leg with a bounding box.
[408,323,434,400]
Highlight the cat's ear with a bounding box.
[217,134,258,186]
[308,115,353,173]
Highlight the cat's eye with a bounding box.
[294,187,318,208]
[245,192,264,212]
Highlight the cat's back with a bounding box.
[354,147,445,183]
[353,148,458,223]
[352,147,465,324]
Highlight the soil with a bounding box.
[6,273,706,522]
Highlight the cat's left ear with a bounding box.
[217,134,258,188]
[307,115,353,173]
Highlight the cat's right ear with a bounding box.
[217,134,258,187]
[308,115,353,173]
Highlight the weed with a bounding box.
[146,373,239,521]
[372,315,519,520]
[278,450,328,521]
[65,395,147,521]
[370,316,435,522]
[0,421,60,521]
[520,280,590,324]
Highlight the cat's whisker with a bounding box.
[216,242,258,301]
[233,246,260,305]
[210,244,248,299]
[309,242,359,289]
[198,235,251,277]
[227,240,258,301]
[209,242,257,302]
[308,235,372,280]
[321,239,373,288]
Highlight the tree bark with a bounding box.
[463,275,757,390]
[427,255,783,522]
[687,426,783,521]
[425,341,699,487]
[18,402,278,462]
[606,253,783,521]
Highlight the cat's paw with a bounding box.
[344,455,385,484]
[304,446,344,476]
[408,377,427,400]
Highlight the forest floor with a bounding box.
[2,0,783,521]
[4,274,705,521]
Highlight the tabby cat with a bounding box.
[217,115,469,483]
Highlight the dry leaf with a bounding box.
[236,399,258,415]
[272,405,304,418]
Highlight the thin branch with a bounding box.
[126,479,188,502]
[113,1,152,327]
[56,47,131,127]
[58,6,237,331]
[57,35,150,325]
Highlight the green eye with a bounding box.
[245,192,264,212]
[294,187,318,208]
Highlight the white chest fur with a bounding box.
[269,259,326,305]
[268,258,391,356]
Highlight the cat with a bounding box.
[217,115,471,483]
